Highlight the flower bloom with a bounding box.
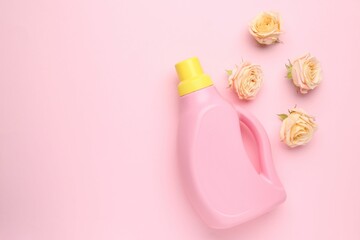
[279,108,317,148]
[227,62,263,100]
[249,11,281,45]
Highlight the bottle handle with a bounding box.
[235,106,283,187]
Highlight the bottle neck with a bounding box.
[179,85,221,109]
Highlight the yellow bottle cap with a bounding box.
[175,57,213,96]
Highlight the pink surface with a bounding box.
[0,0,359,239]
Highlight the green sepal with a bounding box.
[225,69,233,76]
[277,113,288,121]
[285,60,293,79]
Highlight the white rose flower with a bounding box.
[227,62,263,100]
[279,108,317,148]
[249,11,282,45]
[286,53,322,94]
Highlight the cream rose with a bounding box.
[227,62,263,100]
[286,53,322,94]
[249,11,281,45]
[279,108,317,148]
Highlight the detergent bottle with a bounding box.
[175,57,286,229]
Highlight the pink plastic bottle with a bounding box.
[175,57,286,229]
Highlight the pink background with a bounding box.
[1,0,360,239]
